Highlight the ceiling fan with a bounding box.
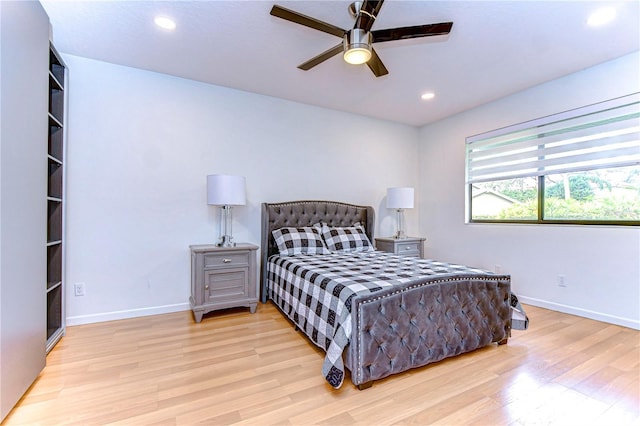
[270,0,453,77]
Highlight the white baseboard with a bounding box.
[518,295,640,330]
[66,302,191,326]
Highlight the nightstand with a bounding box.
[375,237,426,258]
[189,243,259,323]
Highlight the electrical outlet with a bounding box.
[74,282,86,296]
[558,275,567,287]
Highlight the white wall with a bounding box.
[63,55,420,324]
[418,51,640,329]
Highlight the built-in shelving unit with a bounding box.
[46,44,66,353]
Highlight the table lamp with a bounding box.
[207,174,246,247]
[387,187,414,239]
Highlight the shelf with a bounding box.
[49,125,63,161]
[48,154,62,165]
[49,71,63,91]
[48,113,63,128]
[47,244,62,290]
[46,281,62,293]
[48,88,64,125]
[49,46,65,89]
[48,159,63,199]
[46,285,62,340]
[47,200,62,243]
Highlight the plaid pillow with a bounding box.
[320,222,374,253]
[272,227,331,256]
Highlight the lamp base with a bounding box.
[217,235,236,247]
[217,205,236,247]
[394,208,407,240]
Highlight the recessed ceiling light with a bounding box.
[154,15,176,30]
[587,7,616,27]
[421,92,435,100]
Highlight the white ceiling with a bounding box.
[40,0,640,127]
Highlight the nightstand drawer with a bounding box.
[204,252,249,268]
[375,237,425,258]
[204,268,248,303]
[396,241,421,256]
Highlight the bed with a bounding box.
[260,200,512,389]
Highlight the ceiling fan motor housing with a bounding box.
[343,29,372,64]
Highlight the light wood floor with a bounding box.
[4,303,639,425]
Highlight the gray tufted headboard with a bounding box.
[260,200,375,303]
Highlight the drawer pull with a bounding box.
[405,246,411,250]
[223,258,232,263]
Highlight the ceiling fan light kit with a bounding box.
[270,0,453,77]
[343,29,372,64]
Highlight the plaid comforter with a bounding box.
[266,251,500,388]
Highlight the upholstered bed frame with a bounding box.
[261,200,511,389]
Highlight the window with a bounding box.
[466,93,640,225]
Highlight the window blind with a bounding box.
[466,93,640,184]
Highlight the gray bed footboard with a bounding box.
[347,275,511,387]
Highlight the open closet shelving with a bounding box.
[46,43,66,353]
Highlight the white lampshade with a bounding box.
[207,175,246,206]
[387,187,414,209]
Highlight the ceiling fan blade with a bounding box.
[354,0,385,32]
[372,22,453,43]
[270,5,345,38]
[298,43,344,71]
[366,48,389,77]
